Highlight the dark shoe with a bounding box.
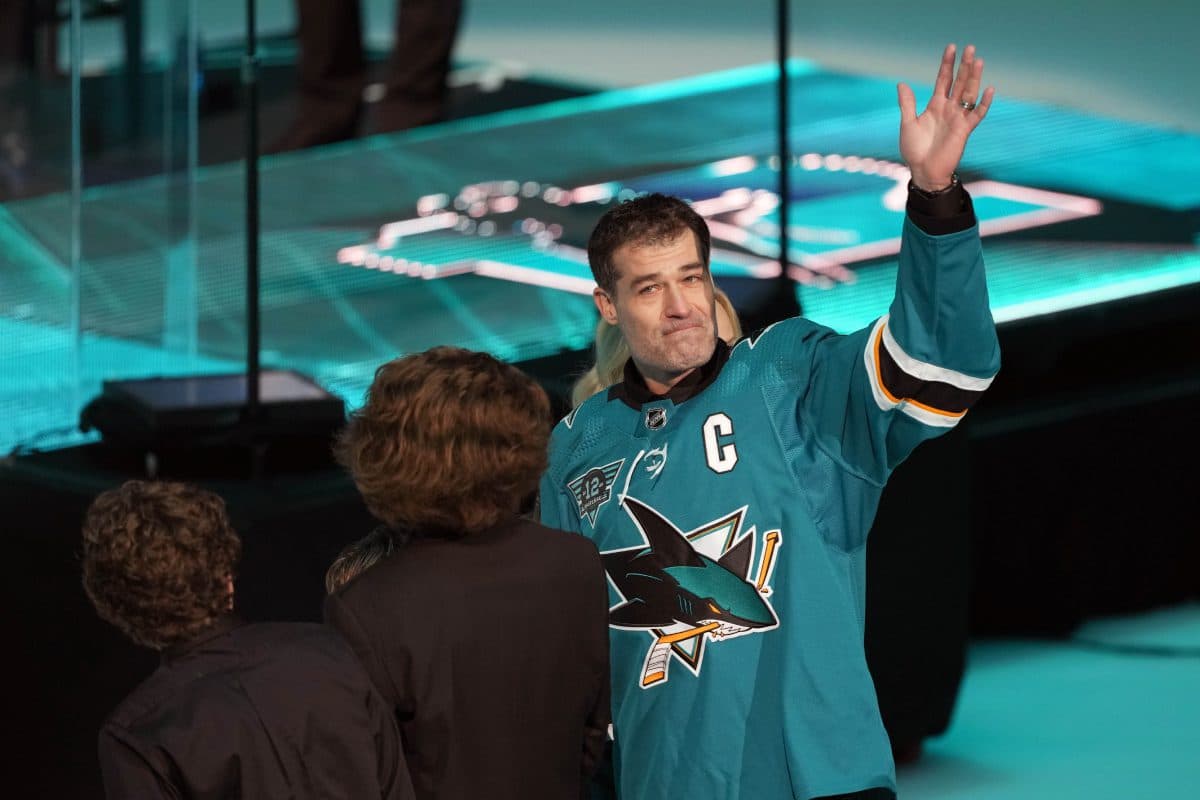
[267,100,363,154]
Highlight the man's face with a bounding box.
[594,231,717,391]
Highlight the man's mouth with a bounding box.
[663,321,704,336]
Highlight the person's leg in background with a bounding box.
[0,0,32,197]
[272,0,366,152]
[373,0,462,133]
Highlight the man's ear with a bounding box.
[594,287,619,326]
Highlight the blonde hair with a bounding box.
[571,287,742,408]
[325,526,402,594]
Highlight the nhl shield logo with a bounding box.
[566,459,625,526]
[645,407,667,430]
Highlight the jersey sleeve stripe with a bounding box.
[879,314,996,390]
[864,317,988,426]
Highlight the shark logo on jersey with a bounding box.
[602,497,782,688]
[566,459,625,526]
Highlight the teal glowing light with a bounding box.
[3,59,1198,456]
[799,244,1200,335]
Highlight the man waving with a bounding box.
[541,45,999,799]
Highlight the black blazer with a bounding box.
[325,517,610,800]
[99,618,411,799]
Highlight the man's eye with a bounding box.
[639,285,658,295]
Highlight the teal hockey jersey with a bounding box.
[541,213,1000,800]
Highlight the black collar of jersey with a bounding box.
[609,338,731,410]
[161,614,244,665]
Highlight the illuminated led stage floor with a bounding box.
[2,61,1199,451]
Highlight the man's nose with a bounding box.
[663,284,690,317]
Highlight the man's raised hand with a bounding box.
[897,44,995,192]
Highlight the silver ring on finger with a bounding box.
[959,99,977,111]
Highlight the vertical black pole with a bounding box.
[750,0,802,326]
[244,0,261,421]
[123,0,144,141]
[776,0,791,283]
[69,0,83,409]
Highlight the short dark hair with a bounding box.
[335,347,552,535]
[587,193,711,294]
[81,481,241,650]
